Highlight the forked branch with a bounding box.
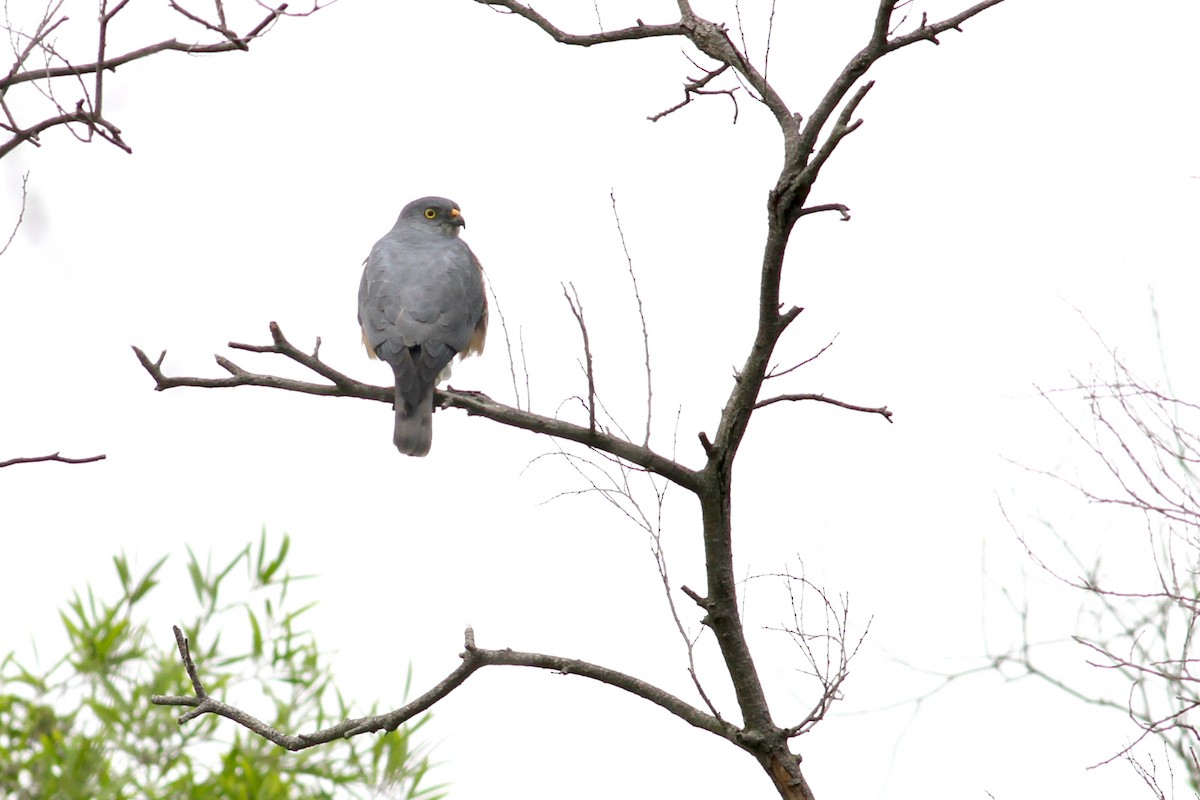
[131,322,702,492]
[0,0,307,158]
[143,3,1010,798]
[152,624,740,750]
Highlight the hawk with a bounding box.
[358,196,487,456]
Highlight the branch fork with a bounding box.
[141,2,1010,798]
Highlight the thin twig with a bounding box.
[609,190,653,447]
[763,0,777,79]
[0,170,28,256]
[487,280,524,410]
[766,335,839,380]
[562,283,596,433]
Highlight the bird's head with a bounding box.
[398,196,466,237]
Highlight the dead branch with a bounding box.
[143,2,1012,796]
[0,451,106,468]
[152,624,741,750]
[766,335,838,380]
[0,171,28,256]
[609,190,653,447]
[131,322,702,492]
[478,2,686,47]
[0,0,302,159]
[487,281,527,410]
[648,61,738,123]
[797,203,851,221]
[755,393,894,423]
[562,283,596,432]
[763,0,778,79]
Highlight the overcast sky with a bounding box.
[3,0,1199,798]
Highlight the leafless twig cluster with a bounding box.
[757,564,871,737]
[999,333,1200,789]
[0,0,321,160]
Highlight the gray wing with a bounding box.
[358,233,485,410]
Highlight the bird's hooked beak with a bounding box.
[450,208,466,228]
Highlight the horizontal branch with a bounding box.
[151,624,741,751]
[754,393,893,423]
[0,451,107,468]
[131,322,703,492]
[796,203,851,221]
[476,1,686,46]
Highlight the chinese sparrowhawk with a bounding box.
[358,196,488,456]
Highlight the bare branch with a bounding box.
[562,283,596,433]
[0,0,295,158]
[0,171,28,256]
[647,61,738,123]
[763,0,778,79]
[802,81,874,190]
[755,392,894,423]
[153,624,740,750]
[4,3,289,89]
[0,451,106,468]
[487,281,526,410]
[131,323,704,492]
[766,335,839,380]
[609,190,653,447]
[797,203,851,221]
[166,0,246,46]
[169,625,208,707]
[798,0,1004,153]
[476,2,686,47]
[752,568,870,738]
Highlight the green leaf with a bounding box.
[247,609,263,659]
[185,548,206,605]
[259,534,290,584]
[129,554,170,605]
[212,544,249,601]
[113,554,131,593]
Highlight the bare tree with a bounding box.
[139,2,1006,798]
[994,330,1200,796]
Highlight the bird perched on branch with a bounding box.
[358,196,488,456]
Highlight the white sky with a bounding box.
[2,0,1199,797]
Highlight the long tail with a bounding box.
[393,387,434,457]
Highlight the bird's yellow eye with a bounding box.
[424,208,438,219]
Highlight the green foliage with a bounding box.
[0,532,444,800]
